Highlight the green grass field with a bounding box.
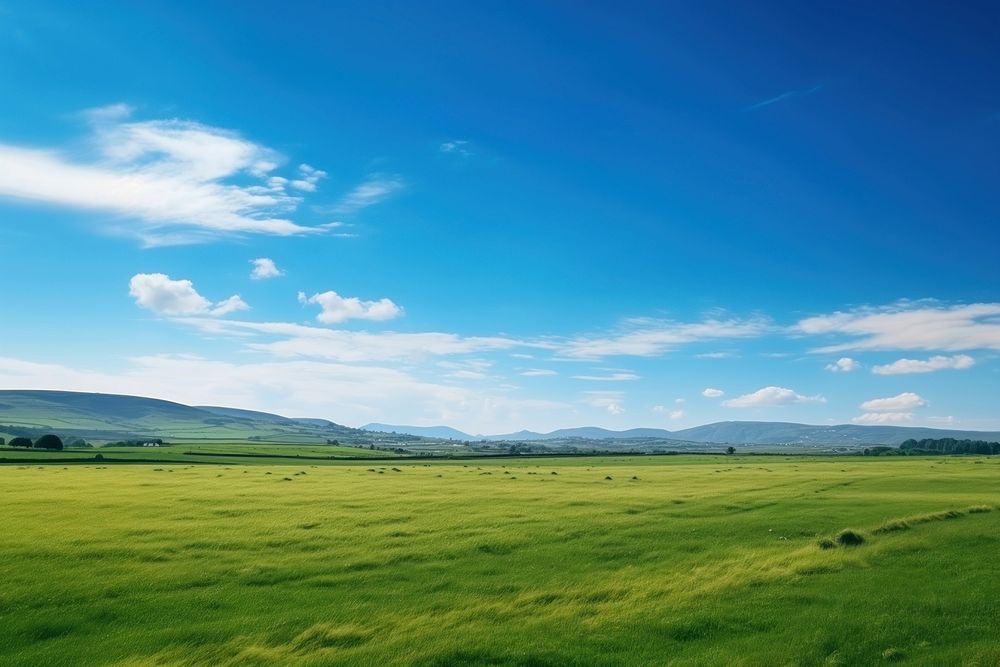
[0,442,399,465]
[1,455,998,666]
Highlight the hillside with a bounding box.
[0,390,362,444]
[361,423,474,440]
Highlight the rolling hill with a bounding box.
[0,390,362,443]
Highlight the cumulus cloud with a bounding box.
[250,257,284,280]
[298,290,403,324]
[852,412,914,424]
[702,388,725,398]
[129,273,247,317]
[826,357,860,372]
[723,386,825,408]
[0,105,328,245]
[872,354,975,375]
[797,301,1000,352]
[859,392,926,412]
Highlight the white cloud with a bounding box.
[210,295,250,317]
[298,290,402,324]
[852,412,914,425]
[561,316,769,359]
[570,372,640,382]
[872,354,975,375]
[332,176,403,214]
[520,369,557,377]
[653,405,686,419]
[129,273,247,317]
[585,391,625,415]
[250,257,284,280]
[927,415,956,425]
[179,317,533,363]
[797,301,1000,352]
[826,357,860,372]
[440,140,473,156]
[859,392,926,412]
[696,351,737,359]
[723,386,825,408]
[289,163,326,192]
[702,388,725,398]
[0,106,329,245]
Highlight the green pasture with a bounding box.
[0,455,998,665]
[0,442,398,465]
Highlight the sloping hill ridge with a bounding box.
[362,423,474,440]
[0,390,359,443]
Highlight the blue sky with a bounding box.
[1,1,998,433]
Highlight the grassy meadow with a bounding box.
[1,455,998,666]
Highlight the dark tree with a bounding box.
[34,434,64,450]
[9,436,32,448]
[725,446,736,455]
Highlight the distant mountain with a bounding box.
[671,421,1000,446]
[487,429,548,441]
[361,419,1000,446]
[362,423,475,440]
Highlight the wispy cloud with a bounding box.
[584,391,625,415]
[520,368,557,377]
[872,354,974,375]
[571,372,640,382]
[560,316,770,359]
[0,104,329,245]
[440,140,473,157]
[797,301,1000,352]
[745,84,823,111]
[331,175,403,214]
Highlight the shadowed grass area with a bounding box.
[0,455,998,665]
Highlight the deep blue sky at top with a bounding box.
[0,1,997,430]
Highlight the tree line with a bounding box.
[863,438,1000,456]
[899,437,1000,455]
[3,434,65,450]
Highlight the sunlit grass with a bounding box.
[0,455,998,665]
